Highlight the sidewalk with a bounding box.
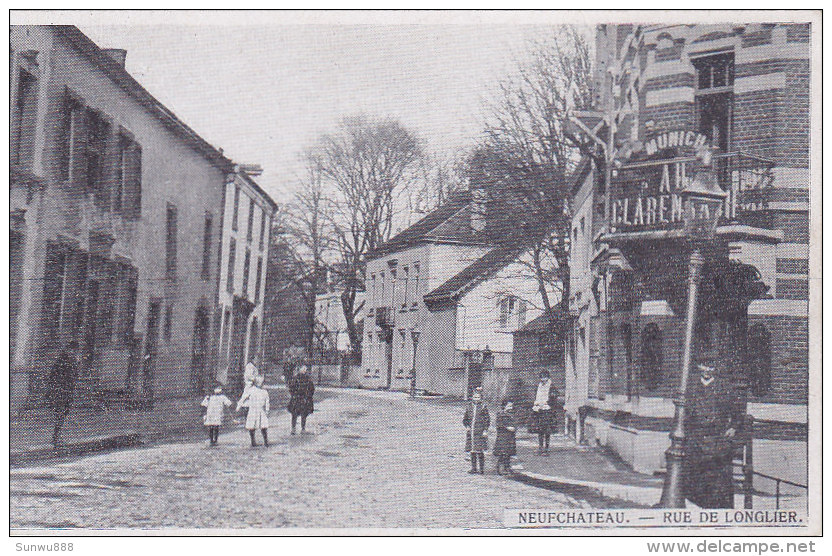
[509,434,808,510]
[510,433,665,507]
[10,396,206,465]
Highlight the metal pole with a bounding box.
[410,338,418,398]
[659,247,705,508]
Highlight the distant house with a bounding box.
[314,290,365,356]
[362,190,560,397]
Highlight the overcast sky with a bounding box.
[77,23,565,205]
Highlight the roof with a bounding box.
[237,170,278,212]
[366,191,487,260]
[423,243,527,309]
[514,309,567,335]
[55,26,234,173]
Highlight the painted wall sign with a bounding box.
[643,130,709,157]
[611,159,690,230]
[610,129,724,232]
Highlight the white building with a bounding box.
[314,290,365,354]
[362,191,558,396]
[216,167,277,391]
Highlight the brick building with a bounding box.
[566,23,811,488]
[10,26,233,411]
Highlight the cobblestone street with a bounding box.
[11,389,585,531]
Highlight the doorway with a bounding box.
[191,306,210,394]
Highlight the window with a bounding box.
[694,53,734,90]
[232,185,240,231]
[402,266,409,308]
[57,91,78,181]
[163,304,173,342]
[247,198,256,241]
[621,323,634,399]
[242,248,252,298]
[41,243,67,336]
[12,68,38,167]
[518,299,527,327]
[165,203,178,277]
[254,256,263,303]
[201,213,213,280]
[220,308,231,360]
[123,141,142,219]
[248,317,260,363]
[259,209,268,250]
[641,323,663,390]
[380,272,385,300]
[85,108,110,205]
[693,53,734,153]
[499,296,516,328]
[412,263,420,307]
[746,324,772,396]
[227,239,236,293]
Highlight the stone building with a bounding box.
[10,25,233,411]
[215,167,277,393]
[566,23,811,489]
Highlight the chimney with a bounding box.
[102,48,127,68]
[238,163,264,177]
[470,188,487,233]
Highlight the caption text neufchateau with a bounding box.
[514,510,800,526]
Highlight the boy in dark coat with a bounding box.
[463,387,490,474]
[288,366,315,435]
[493,398,517,475]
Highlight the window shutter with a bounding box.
[70,105,88,190]
[123,143,142,219]
[100,125,119,210]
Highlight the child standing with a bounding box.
[201,386,232,446]
[463,387,490,474]
[493,398,517,475]
[237,375,270,447]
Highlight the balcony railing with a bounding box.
[715,152,776,220]
[615,151,776,224]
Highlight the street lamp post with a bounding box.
[659,158,727,508]
[409,329,420,398]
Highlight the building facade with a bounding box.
[362,193,558,397]
[10,25,233,411]
[215,168,277,392]
[566,23,810,488]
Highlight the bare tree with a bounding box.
[479,26,593,328]
[312,115,424,356]
[275,153,335,360]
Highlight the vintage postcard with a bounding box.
[7,9,821,537]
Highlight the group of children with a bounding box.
[200,363,317,447]
[200,362,271,447]
[463,371,562,475]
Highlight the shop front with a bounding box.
[580,130,782,476]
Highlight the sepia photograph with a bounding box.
[7,9,820,537]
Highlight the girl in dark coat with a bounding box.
[463,387,490,474]
[493,399,517,475]
[288,366,315,434]
[529,371,559,456]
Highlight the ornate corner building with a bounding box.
[566,23,810,489]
